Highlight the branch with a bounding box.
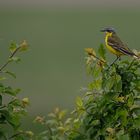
[9,131,25,139]
[0,47,21,72]
[85,48,106,64]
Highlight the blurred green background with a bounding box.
[0,1,140,131]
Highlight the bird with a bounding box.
[101,27,139,64]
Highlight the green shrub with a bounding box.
[0,41,33,140]
[35,45,140,140]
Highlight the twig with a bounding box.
[0,105,6,109]
[9,131,25,139]
[0,47,21,72]
[90,53,106,64]
[127,58,136,70]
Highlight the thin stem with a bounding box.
[0,105,6,109]
[127,58,136,70]
[71,129,86,138]
[110,56,120,66]
[9,131,25,139]
[0,47,21,72]
[90,53,106,64]
[45,125,53,136]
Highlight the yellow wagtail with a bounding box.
[101,27,139,63]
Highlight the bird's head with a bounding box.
[101,27,116,34]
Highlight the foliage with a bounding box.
[35,44,140,140]
[0,41,33,140]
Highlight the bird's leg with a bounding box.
[110,56,120,66]
[118,57,121,61]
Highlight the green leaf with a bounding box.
[8,113,21,129]
[0,76,6,81]
[76,96,83,107]
[5,71,16,78]
[105,76,115,90]
[98,44,106,59]
[9,41,17,53]
[91,119,100,126]
[58,110,67,120]
[114,74,122,92]
[0,109,20,129]
[117,134,129,140]
[3,86,20,96]
[14,136,25,140]
[0,131,7,140]
[127,95,134,107]
[130,105,140,113]
[115,108,128,126]
[130,129,140,140]
[9,57,21,63]
[0,83,4,92]
[92,66,101,78]
[134,118,140,128]
[0,95,2,106]
[89,79,102,90]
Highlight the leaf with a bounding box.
[134,96,140,101]
[127,95,134,107]
[98,44,106,59]
[134,118,140,128]
[3,86,20,96]
[14,136,25,140]
[91,119,100,126]
[0,131,7,140]
[117,134,129,140]
[58,110,67,120]
[5,71,16,78]
[106,127,115,135]
[115,74,122,92]
[0,84,4,93]
[105,76,115,90]
[0,76,6,81]
[0,95,2,106]
[89,79,102,90]
[115,108,128,126]
[65,118,73,125]
[92,64,102,78]
[130,105,140,112]
[76,96,83,107]
[9,41,17,53]
[1,110,21,129]
[0,109,20,129]
[9,57,21,63]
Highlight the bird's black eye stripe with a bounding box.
[107,29,111,32]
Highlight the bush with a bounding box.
[34,45,140,140]
[0,41,33,140]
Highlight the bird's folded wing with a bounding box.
[108,35,134,56]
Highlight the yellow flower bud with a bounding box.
[19,40,29,52]
[22,97,29,107]
[25,131,34,137]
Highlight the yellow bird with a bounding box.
[101,27,138,63]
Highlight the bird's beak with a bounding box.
[100,29,106,32]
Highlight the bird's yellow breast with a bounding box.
[105,32,123,56]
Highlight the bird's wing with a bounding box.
[108,34,134,56]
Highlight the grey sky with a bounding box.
[0,0,140,8]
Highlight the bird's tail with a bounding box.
[133,53,140,59]
[132,50,140,59]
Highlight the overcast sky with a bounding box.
[0,0,140,8]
